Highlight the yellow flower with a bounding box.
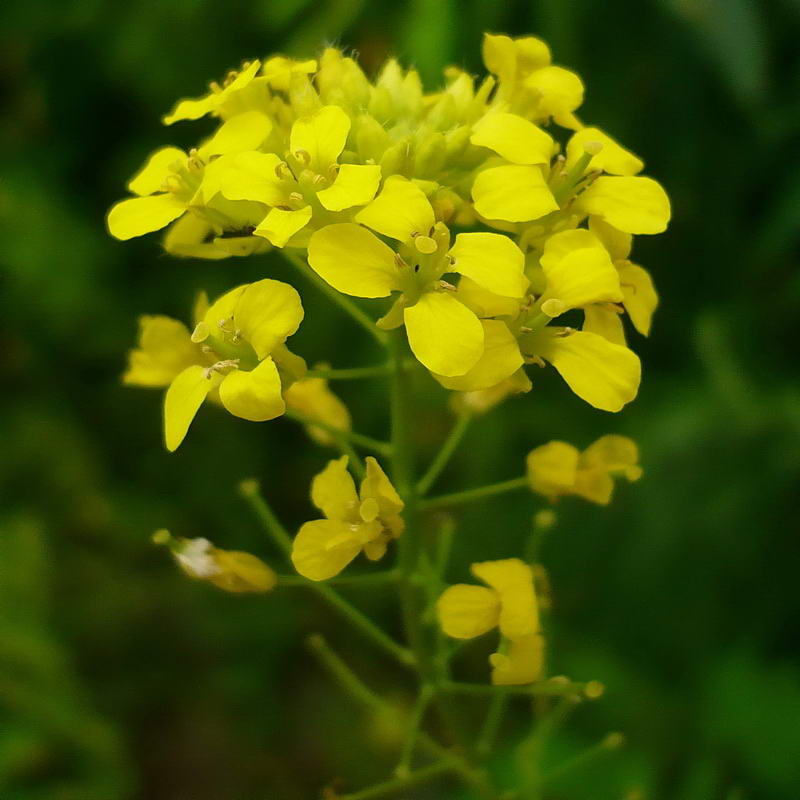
[107,112,273,242]
[587,217,659,340]
[284,374,351,446]
[162,60,263,124]
[526,435,642,504]
[308,176,528,376]
[437,558,543,686]
[292,456,404,581]
[154,530,277,593]
[204,105,381,248]
[490,634,545,686]
[482,33,584,129]
[125,280,305,451]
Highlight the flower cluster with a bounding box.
[113,33,668,794]
[115,33,669,433]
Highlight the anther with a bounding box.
[294,148,311,165]
[438,280,456,291]
[203,359,240,379]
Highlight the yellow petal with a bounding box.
[123,315,199,387]
[450,232,528,298]
[163,60,261,124]
[284,377,351,447]
[164,365,218,451]
[200,111,273,157]
[578,176,671,235]
[524,66,584,123]
[307,223,400,298]
[208,151,285,206]
[290,105,350,170]
[291,519,361,581]
[618,262,658,336]
[472,165,558,223]
[107,194,185,240]
[532,328,641,412]
[470,112,553,165]
[455,276,523,319]
[539,229,622,312]
[355,176,435,242]
[434,320,523,392]
[482,33,519,84]
[471,558,539,640]
[566,127,643,176]
[360,457,404,518]
[404,291,484,377]
[210,550,277,593]
[571,470,614,505]
[163,215,230,260]
[580,434,642,481]
[491,634,545,686]
[317,164,382,211]
[311,456,359,520]
[254,206,312,248]
[202,284,247,333]
[583,305,627,346]
[437,584,501,639]
[261,56,318,92]
[589,216,632,261]
[526,441,580,499]
[218,357,285,422]
[233,279,304,359]
[127,147,187,196]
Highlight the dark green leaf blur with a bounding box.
[1,0,799,798]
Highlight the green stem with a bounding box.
[388,332,477,768]
[416,409,473,496]
[285,408,391,456]
[441,680,592,698]
[276,571,399,587]
[475,692,508,759]
[284,409,365,476]
[306,364,391,381]
[306,634,495,799]
[283,251,387,345]
[239,481,414,669]
[341,761,457,800]
[395,685,434,777]
[540,732,624,787]
[419,477,529,511]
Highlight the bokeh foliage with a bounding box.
[1,0,799,798]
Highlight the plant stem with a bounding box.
[306,635,496,800]
[441,680,592,698]
[276,571,399,587]
[239,481,414,669]
[395,684,434,777]
[283,250,387,345]
[284,409,366,475]
[475,693,508,758]
[416,409,473,496]
[306,364,391,381]
[419,477,530,511]
[341,760,456,799]
[540,732,624,787]
[284,408,391,456]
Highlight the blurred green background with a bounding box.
[2,0,800,798]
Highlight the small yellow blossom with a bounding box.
[526,435,642,504]
[154,530,277,593]
[482,33,584,129]
[437,558,544,685]
[292,456,404,581]
[284,374,351,446]
[308,177,527,376]
[203,105,381,248]
[124,280,305,451]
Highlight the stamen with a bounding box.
[203,359,240,379]
[294,148,311,165]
